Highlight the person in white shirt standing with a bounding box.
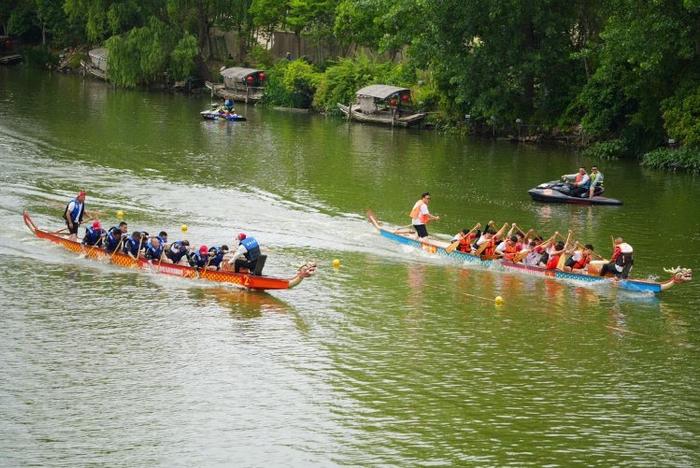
[409,192,439,239]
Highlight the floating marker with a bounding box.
[332,259,341,268]
[116,210,124,220]
[181,224,188,233]
[494,296,504,305]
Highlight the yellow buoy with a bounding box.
[181,224,188,233]
[332,259,341,268]
[116,210,124,220]
[494,296,504,305]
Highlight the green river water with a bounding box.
[1,67,699,466]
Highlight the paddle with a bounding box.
[556,231,573,270]
[109,237,125,260]
[445,223,481,254]
[474,223,508,257]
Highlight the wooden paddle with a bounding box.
[556,231,573,270]
[474,223,509,256]
[445,223,480,254]
[109,237,125,259]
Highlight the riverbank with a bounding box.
[11,44,700,174]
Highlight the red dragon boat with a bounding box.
[23,211,316,291]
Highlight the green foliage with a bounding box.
[576,0,699,152]
[169,32,198,79]
[6,0,33,36]
[262,59,321,108]
[661,82,700,148]
[245,43,274,68]
[23,45,59,66]
[107,17,195,87]
[582,138,628,160]
[312,54,408,111]
[641,147,700,173]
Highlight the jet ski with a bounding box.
[528,180,622,205]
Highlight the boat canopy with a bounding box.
[221,67,265,89]
[88,47,108,71]
[356,85,409,100]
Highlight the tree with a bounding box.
[577,0,700,151]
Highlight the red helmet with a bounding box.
[199,245,208,254]
[92,220,101,229]
[237,233,246,240]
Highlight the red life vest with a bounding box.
[546,255,560,270]
[573,254,591,270]
[575,173,583,184]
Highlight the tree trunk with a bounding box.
[196,0,211,60]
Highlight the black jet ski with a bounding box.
[528,180,623,205]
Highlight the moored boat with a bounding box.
[23,211,315,291]
[337,85,426,127]
[205,67,266,103]
[367,211,691,294]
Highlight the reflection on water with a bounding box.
[189,287,290,317]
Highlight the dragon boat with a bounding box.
[23,211,315,291]
[367,211,691,295]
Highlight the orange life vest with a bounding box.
[458,233,475,253]
[481,239,496,257]
[503,243,519,261]
[409,200,430,224]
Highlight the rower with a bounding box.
[109,221,128,236]
[452,227,479,253]
[522,240,543,266]
[545,241,566,270]
[82,220,105,247]
[190,245,212,270]
[104,228,123,253]
[600,237,634,279]
[123,231,144,259]
[495,235,521,261]
[228,233,264,274]
[63,191,86,241]
[561,167,590,198]
[207,245,229,270]
[223,98,234,112]
[164,240,190,264]
[143,236,164,261]
[409,192,439,239]
[157,231,168,246]
[564,244,594,273]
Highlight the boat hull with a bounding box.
[528,188,623,205]
[369,213,674,294]
[200,110,246,121]
[23,212,308,290]
[337,103,426,127]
